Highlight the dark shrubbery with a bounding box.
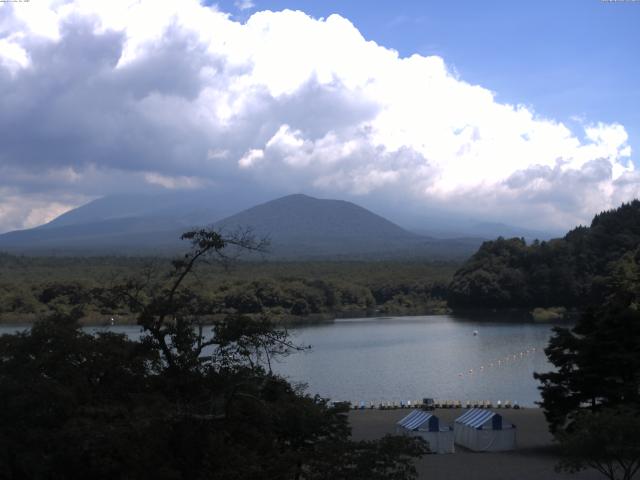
[0,230,429,479]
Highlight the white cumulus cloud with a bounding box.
[0,0,636,233]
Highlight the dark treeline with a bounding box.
[448,200,640,310]
[0,256,455,324]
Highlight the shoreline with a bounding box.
[0,304,580,326]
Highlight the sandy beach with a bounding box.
[349,408,602,480]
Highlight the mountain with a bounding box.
[215,194,415,256]
[39,190,263,230]
[215,194,481,259]
[0,217,185,254]
[0,189,268,255]
[467,222,558,242]
[0,193,482,259]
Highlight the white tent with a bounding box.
[396,410,454,454]
[453,409,516,452]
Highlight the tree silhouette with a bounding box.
[555,407,640,480]
[0,228,428,479]
[535,248,640,433]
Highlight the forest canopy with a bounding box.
[0,256,454,324]
[448,200,640,310]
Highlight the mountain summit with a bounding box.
[0,193,481,259]
[217,193,415,239]
[213,194,428,258]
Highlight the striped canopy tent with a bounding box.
[396,410,454,454]
[454,409,516,452]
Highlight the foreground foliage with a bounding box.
[0,229,428,479]
[536,248,640,479]
[555,408,640,480]
[535,248,640,432]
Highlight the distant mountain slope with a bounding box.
[0,193,482,259]
[40,190,261,230]
[0,190,234,255]
[213,194,445,259]
[0,217,187,254]
[467,222,558,242]
[448,200,640,309]
[217,193,417,240]
[0,189,266,255]
[41,194,180,229]
[410,221,558,241]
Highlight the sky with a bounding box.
[0,0,639,234]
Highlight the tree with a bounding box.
[0,311,167,479]
[448,201,640,310]
[534,249,640,433]
[0,228,428,479]
[535,249,640,479]
[555,407,640,480]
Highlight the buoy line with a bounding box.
[457,346,538,378]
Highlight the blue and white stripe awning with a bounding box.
[397,410,439,432]
[455,409,503,430]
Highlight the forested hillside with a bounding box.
[448,200,640,309]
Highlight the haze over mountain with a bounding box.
[40,189,266,230]
[0,193,487,259]
[411,221,558,243]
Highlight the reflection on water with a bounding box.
[0,315,561,406]
[275,315,561,406]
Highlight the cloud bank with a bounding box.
[0,0,636,232]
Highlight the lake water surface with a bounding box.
[275,315,560,407]
[0,314,561,406]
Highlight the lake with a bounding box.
[275,315,560,407]
[0,314,561,406]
